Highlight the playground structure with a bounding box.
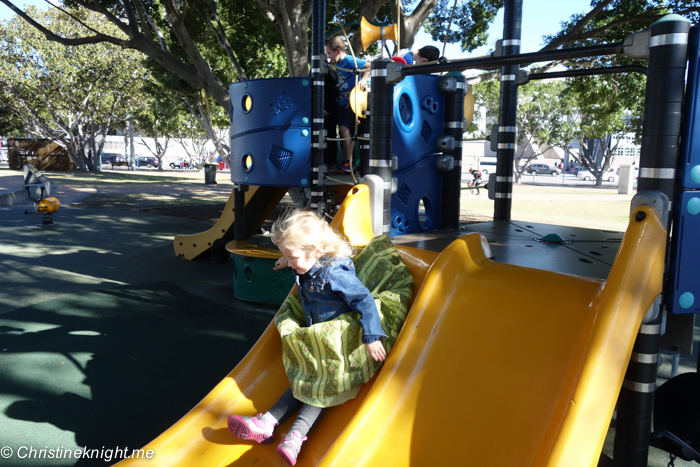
[163,1,700,465]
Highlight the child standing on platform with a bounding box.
[325,36,371,174]
[227,210,389,465]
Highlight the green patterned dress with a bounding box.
[274,235,414,408]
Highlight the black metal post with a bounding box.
[613,14,690,467]
[309,0,326,213]
[369,59,394,236]
[359,116,370,177]
[234,184,248,241]
[439,73,466,229]
[493,0,522,221]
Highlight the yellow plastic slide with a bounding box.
[123,185,666,467]
[173,185,288,260]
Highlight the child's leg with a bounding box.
[338,106,356,172]
[339,124,353,166]
[277,404,325,466]
[227,388,302,444]
[267,388,304,424]
[289,403,325,437]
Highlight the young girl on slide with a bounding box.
[227,209,412,465]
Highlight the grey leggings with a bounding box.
[267,388,325,437]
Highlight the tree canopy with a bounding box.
[0,7,150,170]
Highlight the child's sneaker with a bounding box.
[338,162,351,174]
[227,413,275,444]
[277,430,307,465]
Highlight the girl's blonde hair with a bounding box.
[271,209,354,258]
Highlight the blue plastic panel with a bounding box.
[390,155,443,236]
[669,190,700,314]
[229,78,311,187]
[392,75,445,170]
[679,25,700,189]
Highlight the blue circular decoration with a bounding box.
[302,79,309,86]
[301,129,309,137]
[394,89,417,133]
[679,292,695,309]
[302,117,309,124]
[301,178,308,186]
[691,165,700,183]
[245,176,249,183]
[244,82,249,89]
[688,197,700,215]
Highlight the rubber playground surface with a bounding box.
[0,167,697,467]
[0,168,278,466]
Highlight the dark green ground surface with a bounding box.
[1,168,698,467]
[0,203,277,466]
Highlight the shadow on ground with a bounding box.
[0,282,272,467]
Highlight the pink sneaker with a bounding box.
[227,413,275,444]
[277,430,307,465]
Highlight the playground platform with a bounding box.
[0,167,697,466]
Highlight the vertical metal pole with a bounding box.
[234,184,248,241]
[439,73,466,229]
[309,0,326,213]
[613,14,690,467]
[493,0,522,221]
[359,116,370,177]
[368,59,394,236]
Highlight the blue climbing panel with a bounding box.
[390,155,443,235]
[389,74,446,236]
[229,78,312,188]
[669,190,700,314]
[679,25,700,190]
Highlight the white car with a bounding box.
[577,170,619,182]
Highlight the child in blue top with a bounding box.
[227,209,386,466]
[397,45,440,65]
[325,36,371,174]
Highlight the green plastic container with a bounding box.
[230,239,296,304]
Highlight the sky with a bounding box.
[1,0,593,54]
[415,0,594,59]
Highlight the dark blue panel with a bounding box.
[229,78,312,187]
[230,130,311,187]
[668,190,700,314]
[390,155,443,236]
[229,78,312,135]
[679,25,700,189]
[392,75,445,171]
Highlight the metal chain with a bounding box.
[668,453,676,467]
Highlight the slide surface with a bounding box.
[128,188,666,467]
[173,185,288,260]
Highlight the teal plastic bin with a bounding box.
[230,241,296,304]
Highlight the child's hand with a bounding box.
[365,340,386,362]
[274,256,288,270]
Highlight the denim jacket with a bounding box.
[294,255,387,344]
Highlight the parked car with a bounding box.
[526,163,560,176]
[577,170,619,182]
[135,156,159,168]
[169,157,195,169]
[101,153,128,169]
